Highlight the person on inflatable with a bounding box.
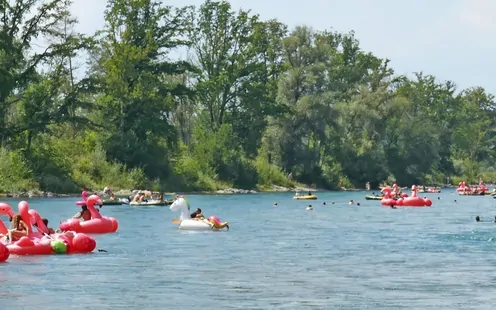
[33,218,59,234]
[190,208,205,220]
[42,218,57,234]
[5,214,29,243]
[73,205,91,221]
[103,185,112,196]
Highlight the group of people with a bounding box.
[3,215,57,244]
[130,191,164,203]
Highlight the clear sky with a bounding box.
[71,0,496,94]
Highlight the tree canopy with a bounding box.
[0,0,494,193]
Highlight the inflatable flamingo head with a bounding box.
[412,185,417,191]
[381,187,392,194]
[86,195,102,206]
[0,202,14,219]
[82,190,88,201]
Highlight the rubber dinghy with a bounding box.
[169,197,229,231]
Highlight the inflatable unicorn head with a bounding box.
[170,197,190,220]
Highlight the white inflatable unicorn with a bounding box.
[169,197,229,231]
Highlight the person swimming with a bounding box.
[306,205,313,211]
[73,205,91,221]
[476,216,481,222]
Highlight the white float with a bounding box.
[129,200,166,207]
[169,197,229,231]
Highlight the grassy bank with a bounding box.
[0,142,308,197]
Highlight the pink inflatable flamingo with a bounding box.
[396,185,432,207]
[60,195,118,234]
[456,181,472,193]
[3,201,96,255]
[479,178,489,192]
[380,187,398,206]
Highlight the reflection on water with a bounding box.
[0,192,496,309]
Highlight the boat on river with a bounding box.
[292,192,317,200]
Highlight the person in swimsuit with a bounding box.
[42,218,57,234]
[5,214,29,243]
[190,208,204,220]
[73,205,92,221]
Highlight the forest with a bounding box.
[0,0,494,194]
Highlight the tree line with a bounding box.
[0,0,494,193]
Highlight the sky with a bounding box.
[71,0,496,94]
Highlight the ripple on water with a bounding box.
[1,192,496,309]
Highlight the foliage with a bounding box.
[0,0,493,193]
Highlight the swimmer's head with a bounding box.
[476,216,481,222]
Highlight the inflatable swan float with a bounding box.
[170,197,229,231]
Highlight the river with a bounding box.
[0,191,495,309]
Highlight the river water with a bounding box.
[0,191,495,309]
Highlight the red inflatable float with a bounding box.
[456,181,471,193]
[396,185,432,207]
[60,195,118,234]
[380,187,398,206]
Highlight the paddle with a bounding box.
[172,219,181,224]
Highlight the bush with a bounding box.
[0,148,38,193]
[255,155,293,188]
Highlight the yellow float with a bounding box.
[293,192,318,200]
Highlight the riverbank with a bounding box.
[0,184,465,198]
[0,184,346,198]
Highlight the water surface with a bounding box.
[1,191,496,309]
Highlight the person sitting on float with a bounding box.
[131,192,141,203]
[42,218,57,234]
[157,192,164,202]
[5,214,29,244]
[103,185,112,196]
[109,193,116,201]
[190,208,205,220]
[73,205,92,221]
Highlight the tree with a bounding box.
[95,0,195,177]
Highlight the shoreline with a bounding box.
[0,185,348,199]
[0,184,463,199]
